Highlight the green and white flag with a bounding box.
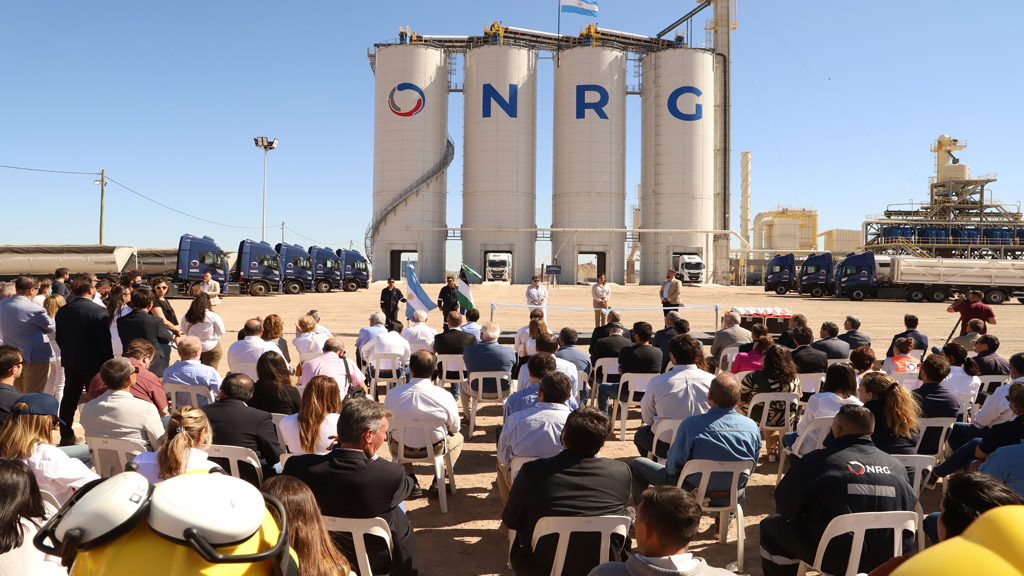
[458,264,481,312]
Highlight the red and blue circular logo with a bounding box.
[250,261,258,268]
[388,82,425,117]
[190,259,199,268]
[287,263,294,270]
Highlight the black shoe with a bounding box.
[408,475,423,498]
[426,479,452,498]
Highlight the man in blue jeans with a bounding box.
[629,372,761,506]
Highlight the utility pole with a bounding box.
[281,222,286,244]
[95,169,106,244]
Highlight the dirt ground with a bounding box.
[147,281,1017,576]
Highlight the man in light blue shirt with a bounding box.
[354,312,387,366]
[460,308,482,341]
[496,372,573,502]
[630,372,761,505]
[979,441,1024,497]
[162,336,222,404]
[504,353,578,420]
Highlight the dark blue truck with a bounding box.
[764,253,796,295]
[797,252,835,297]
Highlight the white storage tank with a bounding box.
[822,229,861,254]
[639,47,715,284]
[551,46,627,285]
[371,44,449,283]
[767,219,801,250]
[462,44,538,284]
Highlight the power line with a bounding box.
[0,164,99,176]
[283,226,347,247]
[104,176,263,230]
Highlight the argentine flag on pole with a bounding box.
[404,265,437,320]
[560,0,598,17]
[458,264,481,312]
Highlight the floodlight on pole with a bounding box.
[254,137,279,241]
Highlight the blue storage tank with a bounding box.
[1015,228,1024,244]
[882,226,900,242]
[916,227,947,244]
[952,228,980,245]
[1000,229,1013,245]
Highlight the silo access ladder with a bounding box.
[364,135,456,263]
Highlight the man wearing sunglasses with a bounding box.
[0,345,25,428]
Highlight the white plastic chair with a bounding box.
[436,354,468,391]
[892,454,936,553]
[207,444,263,487]
[529,515,631,576]
[798,372,826,395]
[39,490,61,511]
[507,456,539,566]
[746,392,801,436]
[892,371,921,391]
[465,370,512,436]
[228,362,258,381]
[368,353,406,398]
[647,418,684,463]
[796,511,918,576]
[577,370,588,404]
[675,459,753,571]
[85,436,146,478]
[775,417,834,486]
[827,358,851,367]
[164,382,215,410]
[732,370,754,383]
[717,346,741,374]
[388,417,457,513]
[957,393,976,422]
[914,417,957,458]
[322,516,393,576]
[610,373,655,441]
[271,412,288,452]
[588,358,619,407]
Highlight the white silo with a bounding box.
[370,44,450,283]
[551,46,627,286]
[640,47,716,284]
[462,44,538,284]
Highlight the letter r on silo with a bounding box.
[668,86,703,121]
[576,84,609,119]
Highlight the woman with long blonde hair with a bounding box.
[279,376,343,455]
[131,406,216,482]
[42,294,67,403]
[858,372,921,454]
[263,475,352,576]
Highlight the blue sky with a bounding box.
[2,2,1020,267]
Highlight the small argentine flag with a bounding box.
[560,0,598,17]
[404,265,438,320]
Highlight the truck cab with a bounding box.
[335,249,369,291]
[835,252,877,300]
[176,234,230,296]
[764,253,796,294]
[798,252,834,297]
[275,243,313,295]
[235,240,281,296]
[308,246,342,293]
[485,252,512,282]
[672,252,705,283]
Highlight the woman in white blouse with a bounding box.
[784,363,862,455]
[940,342,982,398]
[279,376,343,455]
[0,460,67,576]
[180,292,226,370]
[132,406,217,484]
[292,315,328,366]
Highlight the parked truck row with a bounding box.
[0,233,369,297]
[765,251,1024,304]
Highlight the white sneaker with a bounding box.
[768,454,778,463]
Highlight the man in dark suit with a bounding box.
[433,311,478,391]
[201,373,283,482]
[811,322,851,359]
[116,287,173,377]
[837,315,871,350]
[590,323,631,387]
[652,312,680,372]
[55,278,114,446]
[589,311,630,354]
[973,335,1011,377]
[285,398,420,576]
[503,406,632,576]
[598,322,662,413]
[884,314,929,358]
[460,321,517,415]
[791,327,828,374]
[777,314,807,349]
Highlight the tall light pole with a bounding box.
[93,169,106,244]
[254,137,278,242]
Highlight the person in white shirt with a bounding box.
[299,338,366,397]
[292,315,329,365]
[591,272,611,328]
[227,318,287,380]
[80,357,165,451]
[514,309,545,364]
[0,459,68,576]
[307,309,333,338]
[940,342,982,398]
[384,350,463,496]
[635,335,714,459]
[525,276,548,320]
[132,406,217,483]
[516,334,579,398]
[279,375,343,455]
[361,321,412,399]
[948,352,1024,451]
[180,292,226,370]
[402,310,438,353]
[782,363,863,455]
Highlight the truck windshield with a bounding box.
[770,265,783,273]
[325,259,340,270]
[804,265,820,275]
[200,252,224,267]
[353,260,367,271]
[260,256,279,270]
[842,264,862,276]
[488,259,507,267]
[295,257,312,270]
[684,262,703,270]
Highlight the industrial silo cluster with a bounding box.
[366,25,719,285]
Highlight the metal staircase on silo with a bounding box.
[364,135,456,263]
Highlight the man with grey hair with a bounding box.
[355,311,388,367]
[284,398,421,575]
[306,309,333,337]
[838,315,871,349]
[402,309,437,352]
[80,356,165,450]
[590,309,631,352]
[461,321,516,416]
[299,337,366,398]
[812,321,851,359]
[708,312,752,371]
[162,335,223,399]
[226,318,287,379]
[653,311,681,372]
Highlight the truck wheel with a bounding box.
[315,280,332,293]
[284,281,303,295]
[926,287,948,303]
[810,286,824,298]
[342,279,359,292]
[774,285,788,295]
[906,288,925,302]
[984,289,1007,305]
[248,282,269,297]
[850,289,867,301]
